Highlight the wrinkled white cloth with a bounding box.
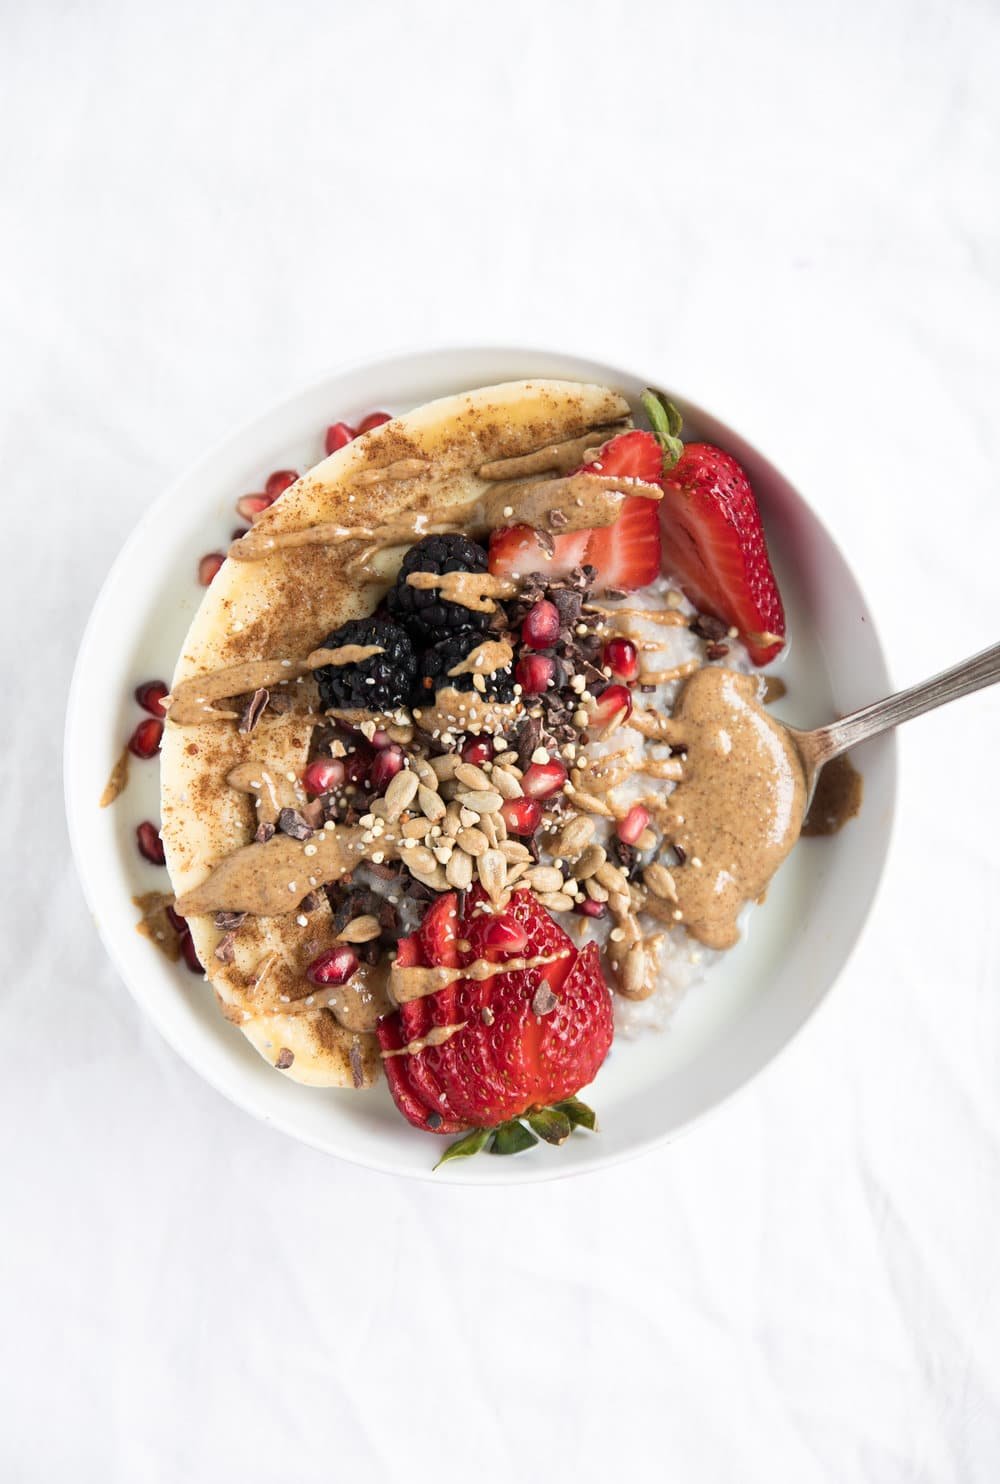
[2,1,1000,1479]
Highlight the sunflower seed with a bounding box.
[575,844,607,879]
[621,942,649,998]
[407,845,437,874]
[537,892,575,913]
[432,842,454,865]
[455,790,502,815]
[595,860,630,895]
[429,753,461,781]
[417,784,446,821]
[585,878,609,902]
[499,841,532,863]
[479,849,507,903]
[643,863,677,901]
[384,769,419,819]
[571,789,615,818]
[401,816,432,839]
[408,863,450,892]
[552,814,595,859]
[457,827,489,856]
[446,850,473,889]
[443,802,464,838]
[525,865,565,893]
[413,757,438,786]
[337,915,382,943]
[490,766,523,799]
[454,762,492,791]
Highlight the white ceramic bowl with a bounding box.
[65,347,896,1183]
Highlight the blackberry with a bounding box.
[386,534,491,640]
[314,617,416,714]
[414,628,516,706]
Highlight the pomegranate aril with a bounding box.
[520,760,568,800]
[325,421,357,455]
[264,469,298,501]
[500,797,543,836]
[136,821,165,865]
[617,805,650,846]
[343,747,374,784]
[357,411,392,434]
[461,735,494,766]
[590,683,633,728]
[198,552,225,586]
[369,745,406,794]
[128,718,163,759]
[180,931,203,975]
[576,898,607,919]
[307,946,360,987]
[134,680,168,718]
[515,654,555,695]
[521,599,560,648]
[235,492,274,522]
[604,637,639,682]
[166,904,187,936]
[302,757,346,795]
[483,918,529,957]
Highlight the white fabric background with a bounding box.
[2,1,999,1479]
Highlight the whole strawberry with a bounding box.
[377,888,613,1165]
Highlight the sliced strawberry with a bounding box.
[659,442,785,665]
[488,524,590,582]
[585,427,662,484]
[417,891,460,969]
[583,494,661,591]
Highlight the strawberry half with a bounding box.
[658,443,785,665]
[641,388,785,665]
[487,428,663,592]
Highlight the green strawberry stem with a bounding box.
[640,388,685,471]
[433,1099,599,1169]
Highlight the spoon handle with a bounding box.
[812,639,1000,762]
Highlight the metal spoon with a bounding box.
[785,639,1000,806]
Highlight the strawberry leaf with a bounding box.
[641,388,684,472]
[552,1096,598,1132]
[527,1107,572,1145]
[434,1127,492,1169]
[490,1119,539,1156]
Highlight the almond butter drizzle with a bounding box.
[630,709,686,743]
[591,605,690,628]
[306,643,384,667]
[175,825,402,918]
[166,657,312,724]
[349,457,431,486]
[476,424,627,481]
[381,1022,468,1058]
[226,761,297,825]
[388,949,570,1003]
[100,745,130,807]
[405,569,519,614]
[639,659,701,686]
[133,892,182,962]
[447,638,514,679]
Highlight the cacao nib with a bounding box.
[690,613,729,642]
[238,687,269,734]
[277,808,313,840]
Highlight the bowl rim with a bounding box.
[64,342,898,1184]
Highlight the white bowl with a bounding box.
[65,347,896,1183]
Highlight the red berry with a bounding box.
[307,946,360,987]
[604,637,639,682]
[590,683,633,729]
[500,797,542,835]
[369,745,406,794]
[128,718,163,759]
[516,654,555,695]
[136,821,165,865]
[521,599,561,648]
[325,421,357,455]
[235,492,274,523]
[180,931,203,975]
[198,552,225,586]
[617,805,650,846]
[483,917,529,958]
[357,411,392,434]
[576,898,607,919]
[520,759,568,800]
[302,758,345,795]
[461,735,494,766]
[264,469,298,501]
[166,904,187,936]
[134,680,168,718]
